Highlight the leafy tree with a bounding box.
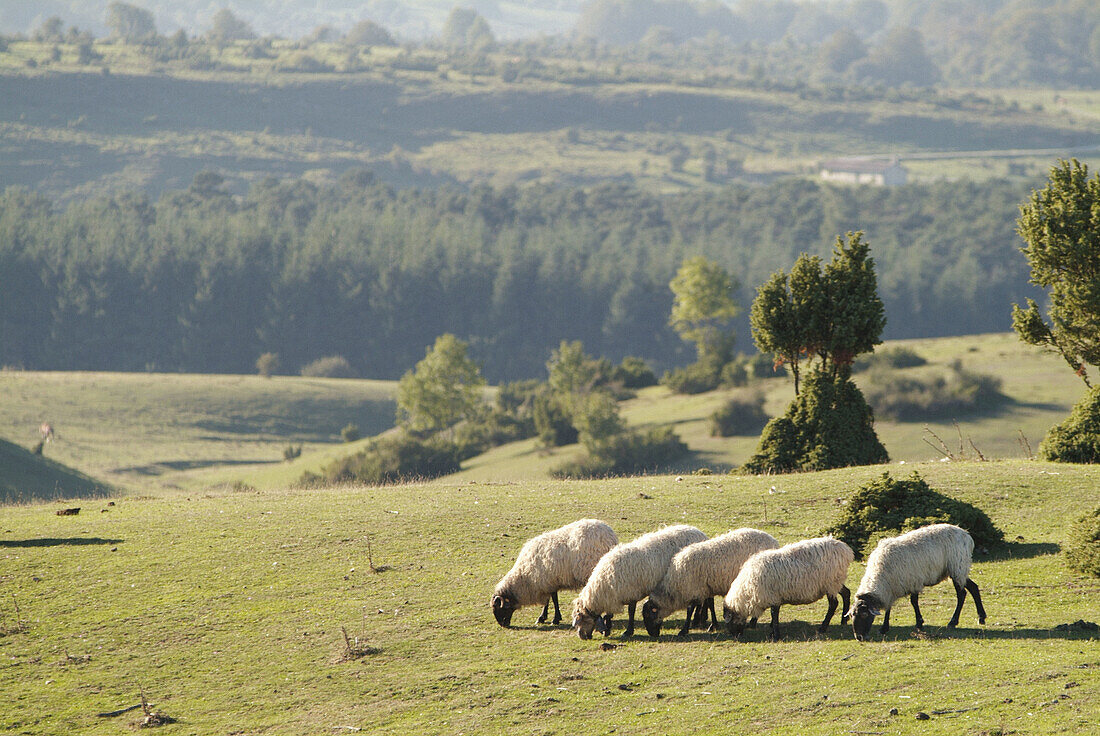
[546,340,609,406]
[1012,160,1100,387]
[33,17,65,43]
[745,232,887,473]
[440,8,496,51]
[105,2,157,41]
[345,19,395,46]
[852,26,939,86]
[819,27,866,73]
[256,352,280,377]
[207,8,255,43]
[669,256,740,361]
[396,334,486,433]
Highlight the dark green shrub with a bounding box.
[551,427,688,479]
[662,359,722,394]
[824,472,1004,559]
[341,424,361,442]
[301,355,356,378]
[1039,385,1100,463]
[864,363,1006,421]
[710,393,769,437]
[612,356,657,388]
[1065,507,1100,577]
[317,433,461,485]
[853,346,928,373]
[718,360,749,387]
[533,393,578,447]
[742,370,888,474]
[283,443,302,461]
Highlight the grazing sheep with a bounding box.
[491,519,618,627]
[723,536,853,641]
[642,528,780,638]
[850,523,987,641]
[571,524,708,639]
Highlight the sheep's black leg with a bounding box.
[966,579,986,624]
[601,614,612,636]
[623,601,636,638]
[949,580,967,628]
[678,603,693,637]
[537,599,550,624]
[550,591,562,625]
[768,605,781,641]
[909,592,924,629]
[881,608,891,635]
[706,597,719,632]
[748,616,758,629]
[819,593,839,633]
[691,599,708,628]
[840,585,851,623]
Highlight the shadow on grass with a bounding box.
[117,458,280,475]
[981,541,1061,561]
[0,537,123,548]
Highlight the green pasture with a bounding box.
[0,332,1090,496]
[0,371,397,493]
[0,460,1096,735]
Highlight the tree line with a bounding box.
[0,172,1038,381]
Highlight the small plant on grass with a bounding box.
[1,594,28,636]
[340,626,381,660]
[341,423,361,442]
[255,351,280,377]
[300,355,356,378]
[1065,507,1100,578]
[282,443,302,461]
[710,392,769,437]
[824,471,1003,559]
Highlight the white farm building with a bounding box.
[819,158,908,186]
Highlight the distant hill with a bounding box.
[0,437,111,503]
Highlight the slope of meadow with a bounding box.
[0,461,1096,735]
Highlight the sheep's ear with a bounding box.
[491,595,503,609]
[869,607,881,618]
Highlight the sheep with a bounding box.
[850,523,987,641]
[491,519,618,628]
[642,528,780,638]
[571,524,708,639]
[723,536,854,641]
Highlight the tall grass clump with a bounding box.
[824,471,1004,559]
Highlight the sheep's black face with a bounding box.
[723,604,746,637]
[572,609,597,640]
[491,594,516,628]
[851,595,880,641]
[641,600,662,639]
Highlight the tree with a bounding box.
[440,7,496,51]
[396,334,486,433]
[669,256,740,361]
[819,27,866,73]
[255,352,279,377]
[207,8,255,43]
[345,19,394,46]
[105,2,157,41]
[851,26,939,86]
[546,340,607,402]
[744,231,887,473]
[1012,160,1100,388]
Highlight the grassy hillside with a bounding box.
[0,460,1096,735]
[1,41,1098,200]
[0,437,109,504]
[0,371,398,494]
[0,333,1088,495]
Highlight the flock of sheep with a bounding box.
[490,519,986,642]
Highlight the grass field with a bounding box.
[0,332,1089,497]
[0,460,1096,735]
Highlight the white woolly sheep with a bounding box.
[491,519,618,627]
[723,536,854,641]
[642,528,780,638]
[850,523,987,641]
[571,524,708,639]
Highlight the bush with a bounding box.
[612,356,657,388]
[283,443,302,461]
[662,360,721,394]
[710,393,769,437]
[533,392,578,447]
[316,433,461,485]
[341,424,361,442]
[551,427,688,479]
[853,346,927,373]
[301,355,356,378]
[1039,384,1100,463]
[742,370,888,474]
[1065,507,1100,578]
[864,362,1006,421]
[824,471,1004,559]
[256,352,280,377]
